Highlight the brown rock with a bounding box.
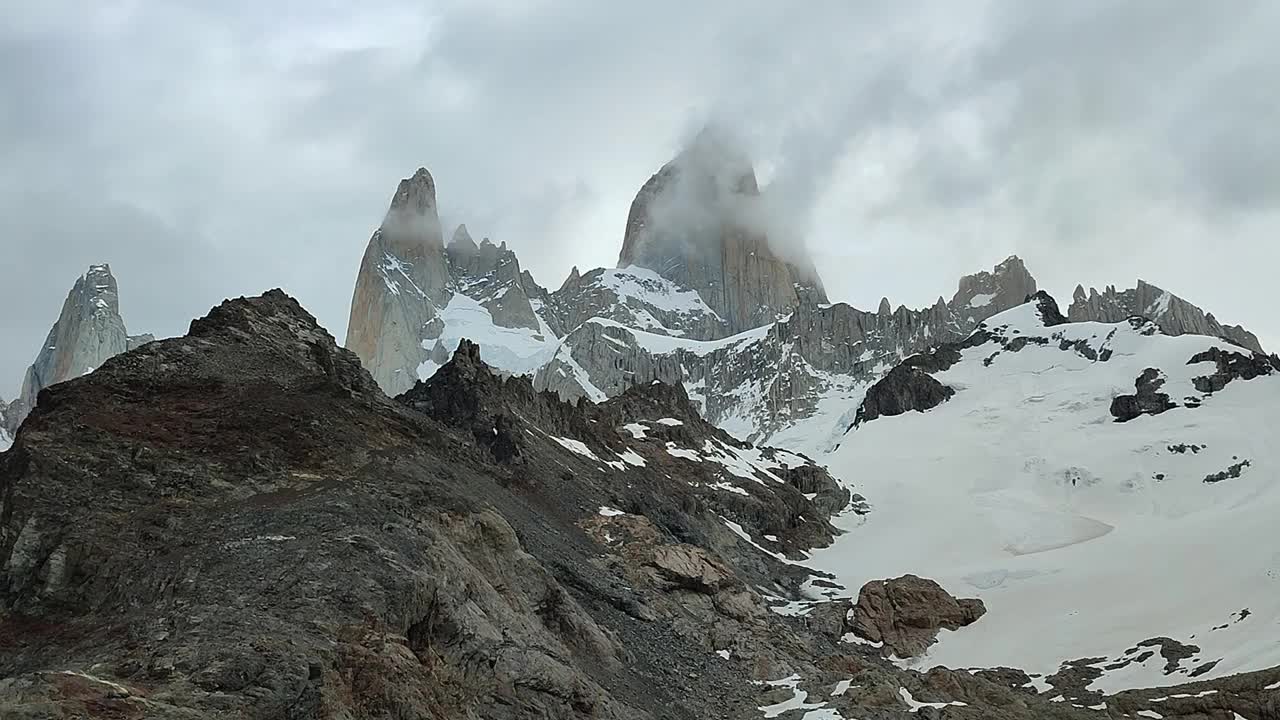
[648,544,732,593]
[851,574,987,658]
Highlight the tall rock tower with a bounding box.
[6,264,151,433]
[345,168,453,396]
[617,128,827,335]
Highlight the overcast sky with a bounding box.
[3,1,1280,397]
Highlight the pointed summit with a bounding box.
[345,168,453,396]
[951,255,1037,324]
[7,264,143,433]
[449,223,476,250]
[616,126,826,334]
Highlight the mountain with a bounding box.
[345,171,558,396]
[345,168,452,395]
[1069,280,1263,353]
[2,264,150,436]
[11,288,1271,719]
[617,128,827,335]
[801,292,1280,704]
[535,256,1041,449]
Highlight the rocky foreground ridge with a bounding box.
[11,290,1279,718]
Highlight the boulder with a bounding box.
[851,574,987,658]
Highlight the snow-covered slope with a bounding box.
[806,296,1280,692]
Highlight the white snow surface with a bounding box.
[804,302,1280,692]
[0,428,11,453]
[601,266,721,322]
[417,293,558,381]
[552,436,600,462]
[968,292,997,308]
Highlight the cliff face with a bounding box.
[344,168,451,396]
[345,172,560,395]
[616,129,826,336]
[1069,280,1263,353]
[951,256,1038,326]
[7,265,139,434]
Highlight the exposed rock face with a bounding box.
[851,574,987,658]
[446,225,542,333]
[537,256,1038,445]
[345,168,450,395]
[346,171,555,395]
[0,401,11,452]
[546,265,728,341]
[7,265,141,434]
[1069,280,1263,352]
[1188,346,1280,395]
[952,256,1038,326]
[616,128,827,334]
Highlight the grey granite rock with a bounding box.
[344,173,559,396]
[1068,279,1263,352]
[951,256,1037,326]
[344,168,450,396]
[616,128,827,334]
[7,265,142,434]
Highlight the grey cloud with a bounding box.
[3,1,1280,396]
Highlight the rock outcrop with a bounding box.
[952,256,1037,326]
[5,264,142,435]
[616,128,827,334]
[851,575,987,659]
[1069,280,1263,352]
[445,225,542,333]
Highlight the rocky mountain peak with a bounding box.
[1068,279,1263,352]
[386,167,437,214]
[951,255,1038,326]
[7,264,141,435]
[448,223,477,252]
[615,128,827,335]
[345,169,454,395]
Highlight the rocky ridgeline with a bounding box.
[2,264,150,437]
[534,256,1041,444]
[1070,279,1262,353]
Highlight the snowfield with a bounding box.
[416,293,558,381]
[805,301,1280,692]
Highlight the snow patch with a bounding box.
[552,436,600,461]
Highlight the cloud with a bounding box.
[2,1,1280,396]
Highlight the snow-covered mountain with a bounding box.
[802,292,1280,700]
